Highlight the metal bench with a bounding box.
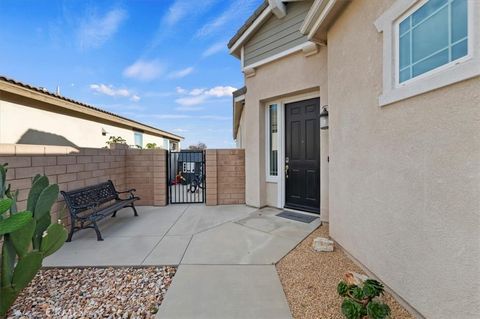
[61,180,140,241]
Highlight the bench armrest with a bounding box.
[116,188,136,199]
[117,188,136,193]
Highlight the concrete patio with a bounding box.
[45,204,321,319]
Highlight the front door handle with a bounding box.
[285,164,289,179]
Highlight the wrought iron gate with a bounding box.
[167,150,206,204]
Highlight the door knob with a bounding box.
[285,164,289,179]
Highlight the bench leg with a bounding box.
[92,221,104,241]
[131,204,139,217]
[112,210,118,218]
[66,219,76,242]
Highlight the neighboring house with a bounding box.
[230,0,479,318]
[0,76,182,150]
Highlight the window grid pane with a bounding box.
[269,104,278,177]
[398,0,468,83]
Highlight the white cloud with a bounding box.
[202,41,226,57]
[89,84,140,101]
[163,0,190,26]
[175,95,207,106]
[196,0,258,37]
[176,106,205,112]
[204,86,236,97]
[130,94,141,102]
[173,128,189,133]
[90,84,129,97]
[153,114,191,119]
[123,59,164,81]
[146,114,229,120]
[176,87,188,94]
[200,115,230,120]
[174,86,236,106]
[78,8,127,49]
[168,67,194,79]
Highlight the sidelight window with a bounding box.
[266,104,278,181]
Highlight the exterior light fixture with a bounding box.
[319,105,329,130]
[101,128,108,136]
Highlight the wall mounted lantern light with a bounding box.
[320,105,329,130]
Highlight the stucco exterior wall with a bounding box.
[327,0,480,317]
[0,100,168,149]
[243,48,328,210]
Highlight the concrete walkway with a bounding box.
[45,204,321,319]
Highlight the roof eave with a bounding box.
[301,0,351,44]
[0,77,183,142]
[228,5,273,58]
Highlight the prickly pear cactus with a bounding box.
[0,164,68,318]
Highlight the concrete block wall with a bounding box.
[125,149,167,206]
[0,144,126,223]
[0,144,167,224]
[205,149,245,205]
[205,150,218,205]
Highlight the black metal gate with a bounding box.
[167,150,206,204]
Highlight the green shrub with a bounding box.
[337,277,391,319]
[106,136,126,145]
[0,164,67,318]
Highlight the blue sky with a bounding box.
[0,0,263,148]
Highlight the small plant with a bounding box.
[106,136,126,145]
[337,273,391,319]
[145,143,157,149]
[0,164,67,318]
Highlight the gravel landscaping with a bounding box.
[276,225,414,319]
[8,266,176,319]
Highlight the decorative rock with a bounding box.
[313,237,334,252]
[344,271,369,286]
[7,266,176,319]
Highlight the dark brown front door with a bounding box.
[285,98,320,213]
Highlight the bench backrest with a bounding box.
[61,180,117,212]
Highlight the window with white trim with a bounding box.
[266,104,278,181]
[375,0,479,106]
[398,0,468,84]
[134,132,143,148]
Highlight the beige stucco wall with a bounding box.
[327,0,480,317]
[0,100,168,149]
[243,48,329,213]
[235,109,247,149]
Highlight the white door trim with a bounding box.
[268,91,320,209]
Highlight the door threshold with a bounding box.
[283,207,320,217]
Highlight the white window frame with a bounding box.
[265,103,279,183]
[375,0,480,106]
[134,132,143,148]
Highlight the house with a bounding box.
[230,0,479,318]
[0,76,182,150]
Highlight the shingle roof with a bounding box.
[227,1,269,49]
[0,76,183,141]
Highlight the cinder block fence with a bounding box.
[205,149,245,205]
[0,144,245,224]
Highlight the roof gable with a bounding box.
[228,0,312,58]
[243,1,311,67]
